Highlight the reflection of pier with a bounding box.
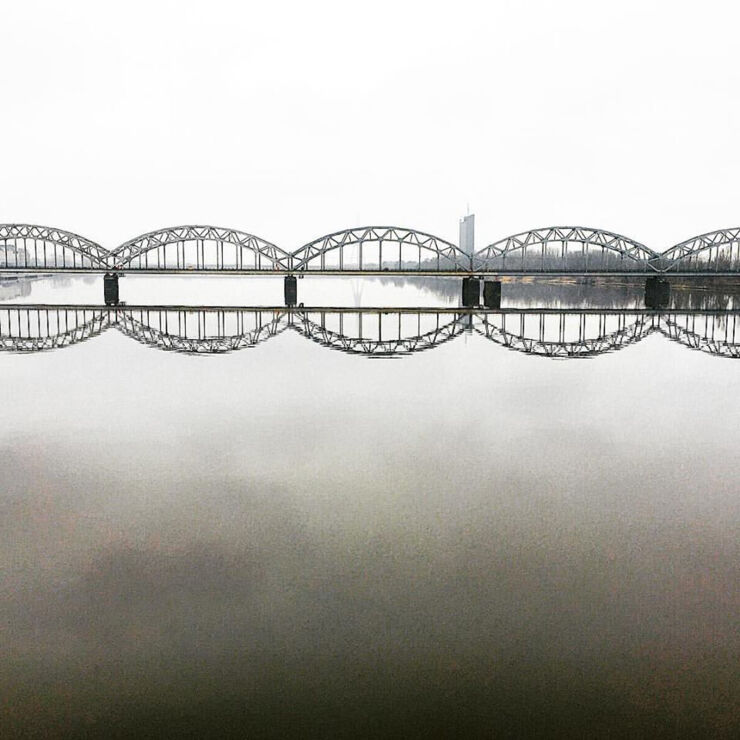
[2,305,740,359]
[4,223,740,307]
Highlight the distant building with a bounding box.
[1,244,31,267]
[459,214,475,256]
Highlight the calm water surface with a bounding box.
[1,276,738,737]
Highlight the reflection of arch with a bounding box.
[0,224,109,269]
[291,227,472,272]
[660,228,740,272]
[108,226,290,271]
[293,310,469,356]
[0,308,111,352]
[4,306,740,360]
[115,309,288,353]
[659,314,740,357]
[473,312,658,357]
[474,227,660,273]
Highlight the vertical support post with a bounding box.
[104,273,120,306]
[483,280,502,309]
[644,277,670,309]
[284,275,297,306]
[462,277,481,307]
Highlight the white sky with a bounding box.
[1,0,739,252]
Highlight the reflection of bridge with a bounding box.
[3,224,740,306]
[2,305,739,359]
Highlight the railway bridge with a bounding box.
[2,221,740,308]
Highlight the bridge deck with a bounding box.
[2,304,739,315]
[2,268,740,278]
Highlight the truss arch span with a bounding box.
[659,228,740,273]
[474,227,660,273]
[291,226,472,273]
[108,226,290,271]
[0,224,109,270]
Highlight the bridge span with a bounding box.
[3,222,740,306]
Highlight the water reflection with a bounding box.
[2,305,740,358]
[1,275,739,738]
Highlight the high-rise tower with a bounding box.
[459,213,475,256]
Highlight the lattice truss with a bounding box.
[3,307,739,358]
[659,229,740,272]
[472,227,661,272]
[3,223,740,273]
[289,227,472,271]
[0,225,110,269]
[108,226,291,271]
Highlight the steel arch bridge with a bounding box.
[115,308,289,353]
[108,226,291,272]
[4,222,740,276]
[292,310,469,356]
[473,227,660,274]
[473,311,659,357]
[0,307,111,352]
[290,226,473,273]
[0,224,110,270]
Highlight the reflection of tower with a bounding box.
[459,213,475,256]
[351,278,364,307]
[460,212,480,309]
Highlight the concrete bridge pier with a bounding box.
[284,275,298,306]
[104,273,120,306]
[483,280,502,309]
[462,277,481,307]
[644,276,670,309]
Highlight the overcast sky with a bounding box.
[2,0,739,252]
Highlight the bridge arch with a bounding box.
[108,226,290,271]
[115,308,288,353]
[473,311,658,357]
[474,227,660,273]
[291,226,472,272]
[0,307,111,352]
[660,313,740,357]
[659,228,740,272]
[0,224,109,270]
[292,310,469,356]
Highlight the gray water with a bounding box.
[1,276,738,738]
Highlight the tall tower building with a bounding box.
[459,213,475,256]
